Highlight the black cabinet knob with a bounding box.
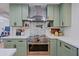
[62,21,64,26]
[7,40,11,42]
[14,44,16,48]
[14,22,17,26]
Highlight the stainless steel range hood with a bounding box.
[28,4,47,21]
[29,15,47,22]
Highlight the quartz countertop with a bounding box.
[0,48,16,56]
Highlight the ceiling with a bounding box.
[0,3,9,18]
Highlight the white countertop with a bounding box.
[1,36,29,39]
[1,35,79,48]
[0,48,16,56]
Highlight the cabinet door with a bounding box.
[78,49,79,56]
[63,4,71,26]
[49,39,57,56]
[57,40,63,56]
[47,4,59,26]
[4,40,15,48]
[22,4,28,20]
[61,42,77,56]
[59,4,64,26]
[16,40,27,56]
[16,4,22,26]
[59,3,71,26]
[10,4,17,26]
[53,5,59,26]
[47,5,54,20]
[57,40,77,56]
[10,4,22,26]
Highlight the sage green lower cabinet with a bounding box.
[4,40,15,48]
[53,5,59,26]
[4,39,78,56]
[49,39,57,56]
[16,40,27,56]
[78,49,79,56]
[62,42,77,56]
[57,40,77,56]
[4,39,27,56]
[22,4,28,20]
[57,40,63,56]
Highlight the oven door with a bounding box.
[29,44,48,51]
[28,44,49,55]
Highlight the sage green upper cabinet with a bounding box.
[53,5,59,26]
[47,4,54,20]
[49,39,57,56]
[47,4,59,26]
[10,4,22,26]
[59,3,71,26]
[22,4,28,20]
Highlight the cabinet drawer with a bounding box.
[61,42,77,56]
[13,39,26,42]
[14,39,26,41]
[62,42,76,51]
[50,39,57,45]
[5,40,16,43]
[57,40,77,56]
[17,40,26,47]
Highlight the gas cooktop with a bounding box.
[27,35,48,43]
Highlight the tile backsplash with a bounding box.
[10,22,48,36]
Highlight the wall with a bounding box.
[64,3,79,38]
[0,16,9,35]
[0,3,9,13]
[29,22,47,36]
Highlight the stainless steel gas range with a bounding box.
[27,35,49,56]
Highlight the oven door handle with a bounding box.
[30,44,34,50]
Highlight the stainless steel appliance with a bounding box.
[28,44,49,56]
[27,35,49,56]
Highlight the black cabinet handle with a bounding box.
[14,44,16,48]
[19,40,23,42]
[62,21,64,26]
[14,22,17,26]
[64,45,71,50]
[60,42,61,47]
[7,41,11,42]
